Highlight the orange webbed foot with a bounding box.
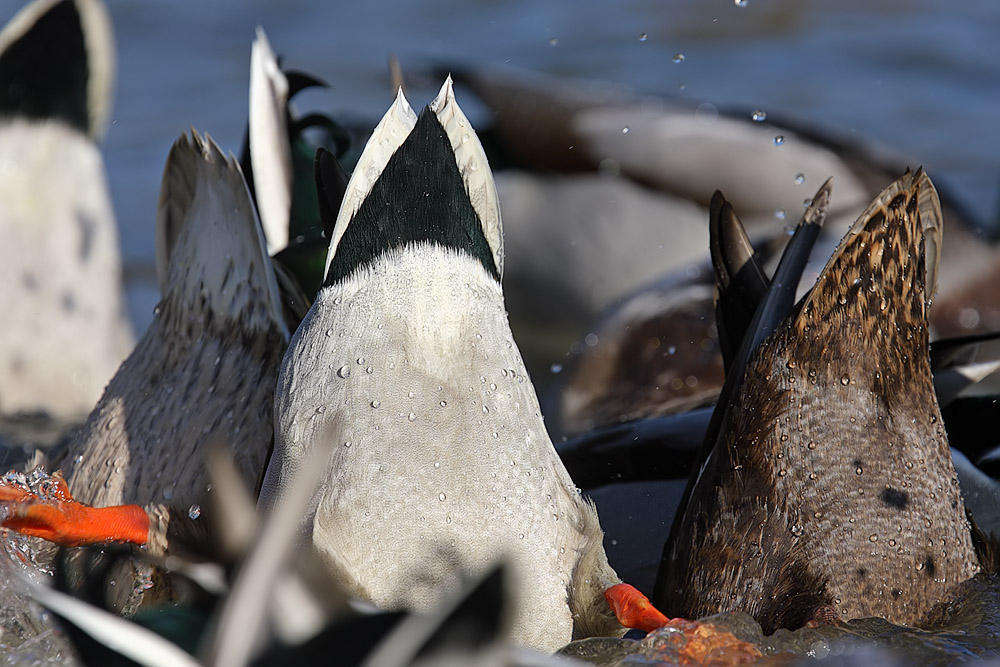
[605,582,669,632]
[605,584,762,665]
[0,469,149,547]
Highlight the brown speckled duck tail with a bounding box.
[658,170,980,633]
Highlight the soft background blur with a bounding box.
[92,0,1000,334]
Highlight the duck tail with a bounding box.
[155,130,288,340]
[321,77,503,287]
[248,27,292,256]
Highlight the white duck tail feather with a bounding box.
[155,130,288,339]
[430,75,504,277]
[324,87,417,278]
[76,0,114,138]
[249,26,292,256]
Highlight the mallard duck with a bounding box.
[551,174,1000,596]
[60,128,288,521]
[0,0,133,422]
[258,78,672,653]
[655,170,983,632]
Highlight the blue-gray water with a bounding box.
[100,0,1000,332]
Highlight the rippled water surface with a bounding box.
[100,0,1000,332]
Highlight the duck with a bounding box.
[654,169,984,633]
[257,78,675,653]
[0,0,134,423]
[57,127,288,528]
[445,67,1000,398]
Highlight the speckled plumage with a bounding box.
[62,132,288,515]
[261,80,623,652]
[659,170,980,632]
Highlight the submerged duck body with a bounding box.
[261,80,625,652]
[657,171,981,632]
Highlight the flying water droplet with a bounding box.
[751,110,766,122]
[188,505,201,520]
[672,53,685,64]
[773,135,785,146]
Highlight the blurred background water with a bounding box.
[95,0,1000,334]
